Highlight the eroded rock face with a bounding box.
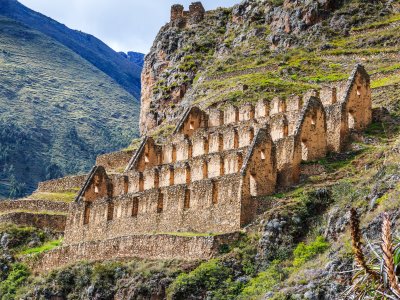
[139,25,189,134]
[138,0,393,135]
[139,1,344,135]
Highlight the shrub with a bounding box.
[167,259,243,300]
[293,236,329,267]
[0,224,46,250]
[239,261,285,300]
[0,263,30,299]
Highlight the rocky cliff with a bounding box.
[140,0,398,135]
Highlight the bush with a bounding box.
[239,261,285,300]
[293,236,329,267]
[167,259,243,300]
[0,263,30,299]
[0,224,46,251]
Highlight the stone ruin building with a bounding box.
[30,64,371,270]
[170,2,205,28]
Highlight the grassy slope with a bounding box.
[0,17,140,197]
[0,0,142,99]
[189,16,400,109]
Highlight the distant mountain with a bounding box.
[127,52,145,69]
[0,0,143,100]
[0,16,140,198]
[120,52,145,69]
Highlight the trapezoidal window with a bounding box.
[301,139,309,161]
[154,169,160,188]
[348,110,356,129]
[132,197,139,217]
[186,166,191,185]
[235,108,240,122]
[283,124,289,138]
[260,149,266,160]
[311,114,317,130]
[184,189,190,209]
[203,137,209,154]
[188,141,193,159]
[357,86,362,96]
[94,185,99,194]
[218,134,224,152]
[172,145,177,162]
[250,173,258,197]
[250,106,255,119]
[139,172,144,192]
[157,193,164,213]
[123,177,129,194]
[212,181,218,205]
[169,167,175,186]
[83,203,91,225]
[107,202,114,221]
[203,161,208,179]
[144,154,150,164]
[234,130,239,149]
[189,121,195,130]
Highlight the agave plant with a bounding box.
[344,209,400,299]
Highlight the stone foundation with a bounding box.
[37,175,87,193]
[96,150,135,172]
[0,212,66,232]
[35,232,240,272]
[0,199,69,213]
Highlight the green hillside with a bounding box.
[0,16,140,198]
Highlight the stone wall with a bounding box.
[65,175,244,244]
[170,2,205,28]
[0,199,69,213]
[96,150,135,172]
[37,175,87,193]
[63,65,372,255]
[0,212,66,232]
[35,232,240,273]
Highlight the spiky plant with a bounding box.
[345,209,400,299]
[350,208,380,280]
[382,213,400,298]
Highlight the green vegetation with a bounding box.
[371,73,400,89]
[0,263,30,300]
[0,16,140,198]
[351,13,400,31]
[239,261,285,300]
[18,238,62,256]
[292,236,329,267]
[157,232,217,237]
[0,210,67,216]
[30,191,78,202]
[167,259,244,300]
[0,224,60,254]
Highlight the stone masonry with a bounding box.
[170,2,205,28]
[32,64,372,269]
[63,64,371,245]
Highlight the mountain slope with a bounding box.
[140,0,399,135]
[0,16,140,198]
[0,0,143,99]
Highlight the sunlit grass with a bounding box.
[19,239,62,256]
